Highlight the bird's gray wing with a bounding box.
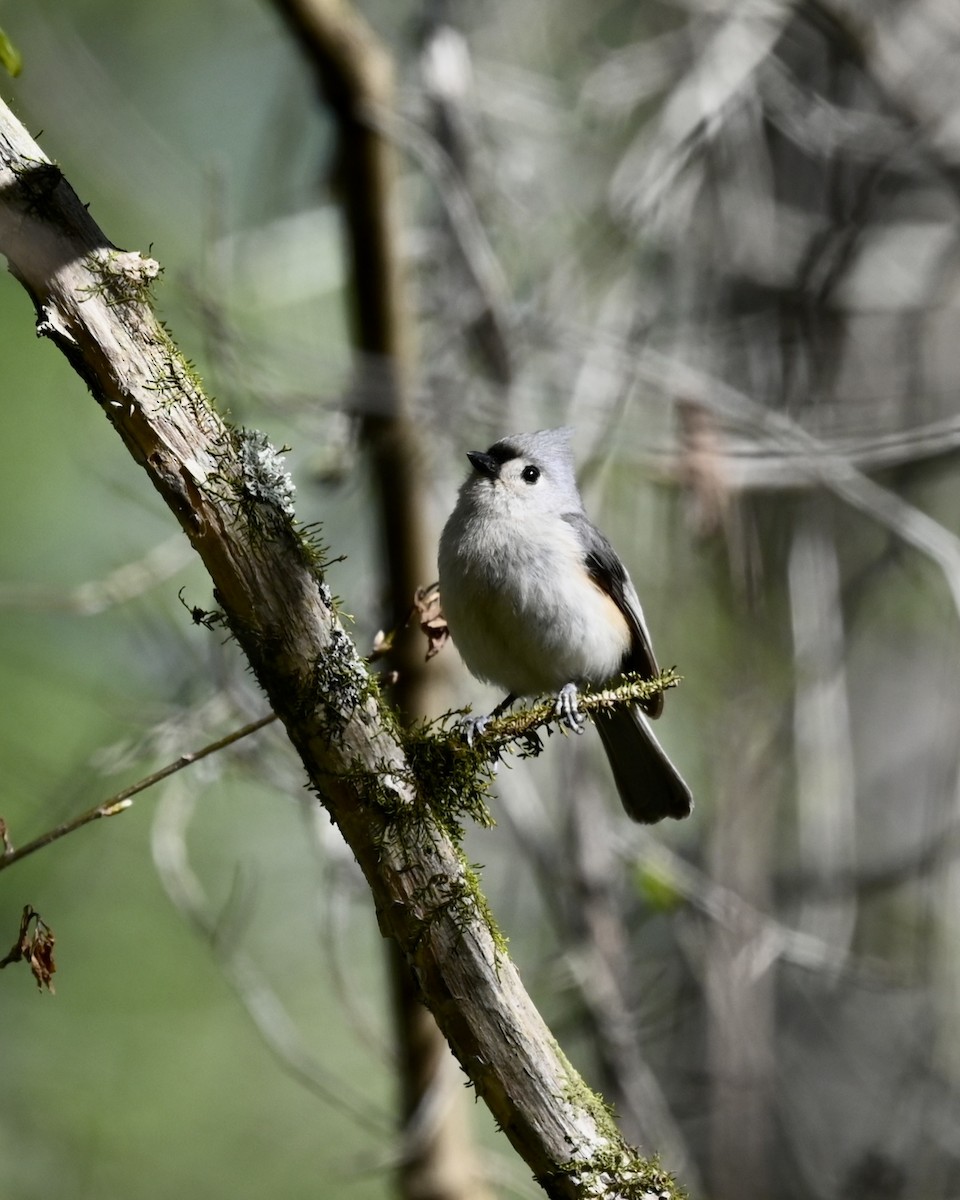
[562,511,663,718]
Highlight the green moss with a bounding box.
[294,521,345,589]
[358,713,509,955]
[152,321,212,408]
[542,1047,688,1198]
[458,854,509,959]
[542,1150,687,1199]
[402,714,496,842]
[489,669,682,746]
[552,1042,621,1137]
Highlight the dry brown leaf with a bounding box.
[0,905,57,993]
[414,582,449,661]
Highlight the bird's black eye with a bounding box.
[521,465,540,484]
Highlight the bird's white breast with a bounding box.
[438,500,630,696]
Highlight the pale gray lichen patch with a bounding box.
[237,428,296,517]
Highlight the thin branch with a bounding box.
[623,831,897,983]
[150,777,393,1140]
[0,714,278,872]
[629,346,960,625]
[366,100,515,373]
[787,501,857,950]
[0,533,193,613]
[478,671,683,751]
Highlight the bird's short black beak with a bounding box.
[467,451,500,480]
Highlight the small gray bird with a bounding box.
[438,427,692,824]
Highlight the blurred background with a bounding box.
[3,0,960,1197]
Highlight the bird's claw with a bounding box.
[459,713,491,748]
[555,683,585,734]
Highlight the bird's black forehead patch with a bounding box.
[485,441,522,464]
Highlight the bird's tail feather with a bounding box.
[594,705,693,824]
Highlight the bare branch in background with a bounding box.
[150,776,393,1140]
[0,533,193,613]
[0,713,277,873]
[788,499,857,950]
[623,831,895,983]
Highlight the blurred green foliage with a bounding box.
[0,25,21,76]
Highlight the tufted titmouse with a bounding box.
[438,427,692,824]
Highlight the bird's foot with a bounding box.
[457,712,501,773]
[457,694,516,748]
[458,712,491,747]
[555,683,585,734]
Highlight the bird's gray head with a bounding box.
[459,427,582,518]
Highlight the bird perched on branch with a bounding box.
[438,427,692,823]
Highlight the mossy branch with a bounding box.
[478,670,683,748]
[0,98,686,1200]
[402,669,683,846]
